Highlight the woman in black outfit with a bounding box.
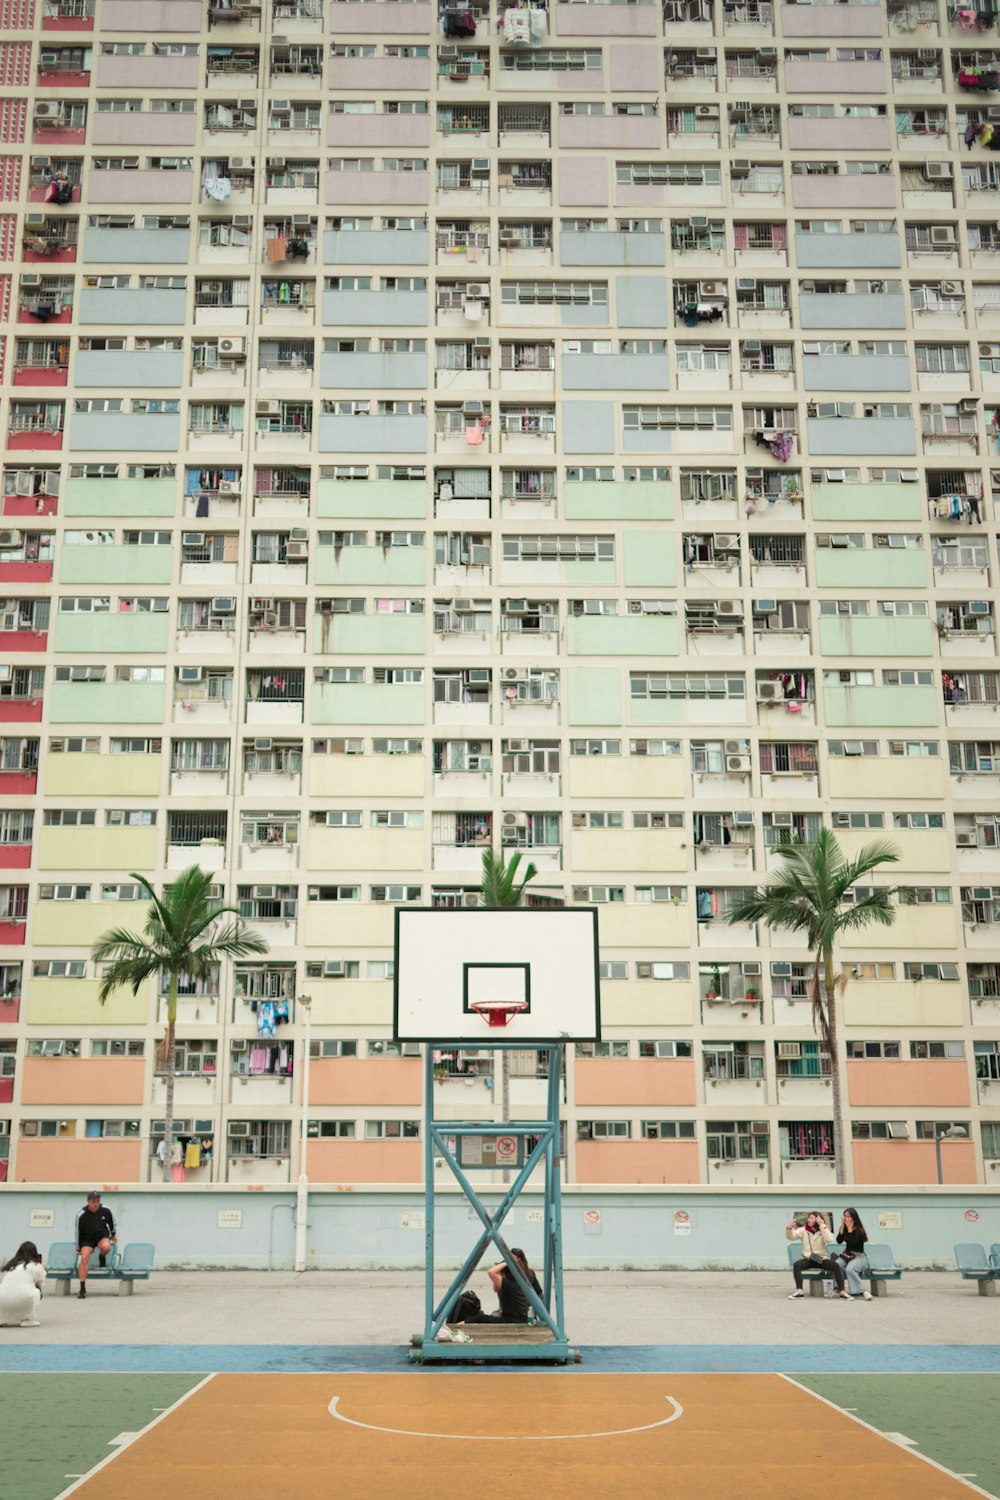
[455,1248,544,1324]
[834,1207,872,1300]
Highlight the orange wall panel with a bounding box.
[574,1058,697,1107]
[575,1139,700,1184]
[308,1139,422,1183]
[14,1138,143,1183]
[19,1058,146,1107]
[851,1139,977,1186]
[308,1058,422,1107]
[846,1059,970,1109]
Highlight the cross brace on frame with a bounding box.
[417,1042,574,1363]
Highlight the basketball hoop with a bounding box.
[470,1001,529,1029]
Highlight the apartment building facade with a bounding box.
[0,0,998,1191]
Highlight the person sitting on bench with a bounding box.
[75,1191,116,1299]
[786,1211,849,1300]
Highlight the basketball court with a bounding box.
[6,1370,989,1500]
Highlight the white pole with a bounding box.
[294,992,312,1273]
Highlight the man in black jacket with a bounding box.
[74,1191,116,1299]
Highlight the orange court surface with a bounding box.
[65,1372,987,1500]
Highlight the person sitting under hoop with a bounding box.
[451,1248,543,1324]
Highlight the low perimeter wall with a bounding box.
[1,1185,998,1271]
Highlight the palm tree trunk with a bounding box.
[823,945,846,1187]
[161,971,178,1185]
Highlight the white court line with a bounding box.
[777,1374,995,1500]
[53,1374,216,1500]
[327,1394,683,1441]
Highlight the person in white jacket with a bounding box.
[786,1212,849,1299]
[0,1241,46,1327]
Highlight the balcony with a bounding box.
[42,0,95,28]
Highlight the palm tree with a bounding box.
[92,866,268,1184]
[479,847,538,1149]
[479,845,538,911]
[727,829,900,1185]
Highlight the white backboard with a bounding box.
[393,907,601,1042]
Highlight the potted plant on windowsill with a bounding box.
[705,963,723,1002]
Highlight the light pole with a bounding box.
[294,992,313,1272]
[934,1123,967,1185]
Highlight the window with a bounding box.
[846,1041,901,1059]
[910,1041,965,1059]
[307,1119,356,1137]
[576,1120,630,1140]
[364,1120,420,1139]
[575,1041,629,1058]
[598,961,628,980]
[642,1121,696,1140]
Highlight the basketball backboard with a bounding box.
[393,907,601,1042]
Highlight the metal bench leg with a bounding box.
[977,1278,997,1297]
[117,1278,134,1296]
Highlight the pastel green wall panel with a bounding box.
[563,480,673,522]
[623,530,675,587]
[818,616,934,657]
[567,667,622,726]
[823,686,940,727]
[312,614,425,654]
[566,616,680,657]
[64,478,176,518]
[53,614,169,654]
[59,548,174,586]
[48,681,166,724]
[311,683,425,724]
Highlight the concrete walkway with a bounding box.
[3,1270,997,1349]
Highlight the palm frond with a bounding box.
[479,847,538,909]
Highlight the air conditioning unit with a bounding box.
[20,275,42,289]
[736,278,757,291]
[743,339,762,354]
[689,217,710,231]
[887,1122,910,1140]
[219,337,246,359]
[231,1039,249,1054]
[465,283,486,297]
[969,599,990,615]
[269,157,287,169]
[285,541,308,560]
[471,158,490,174]
[506,599,528,613]
[257,399,281,415]
[255,885,277,900]
[502,811,527,828]
[289,526,309,541]
[700,280,723,295]
[178,666,203,683]
[727,755,750,774]
[716,600,741,618]
[507,738,530,752]
[503,666,526,682]
[270,99,292,114]
[930,226,955,244]
[0,530,20,547]
[463,400,483,415]
[228,1121,251,1137]
[731,160,751,177]
[759,45,776,57]
[777,1042,801,1059]
[254,738,274,751]
[462,893,480,908]
[474,336,490,348]
[33,101,63,121]
[252,597,275,611]
[695,47,714,58]
[714,533,739,551]
[694,109,714,122]
[940,280,961,295]
[24,214,47,228]
[637,962,652,978]
[755,598,778,614]
[956,830,978,846]
[925,162,953,180]
[757,682,782,703]
[724,740,744,756]
[182,531,206,546]
[229,157,252,170]
[212,597,236,613]
[233,214,253,228]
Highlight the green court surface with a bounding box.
[797,1374,1000,1499]
[0,1374,203,1500]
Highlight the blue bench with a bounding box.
[990,1243,1000,1274]
[860,1242,903,1298]
[954,1242,998,1296]
[786,1241,839,1297]
[46,1240,155,1296]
